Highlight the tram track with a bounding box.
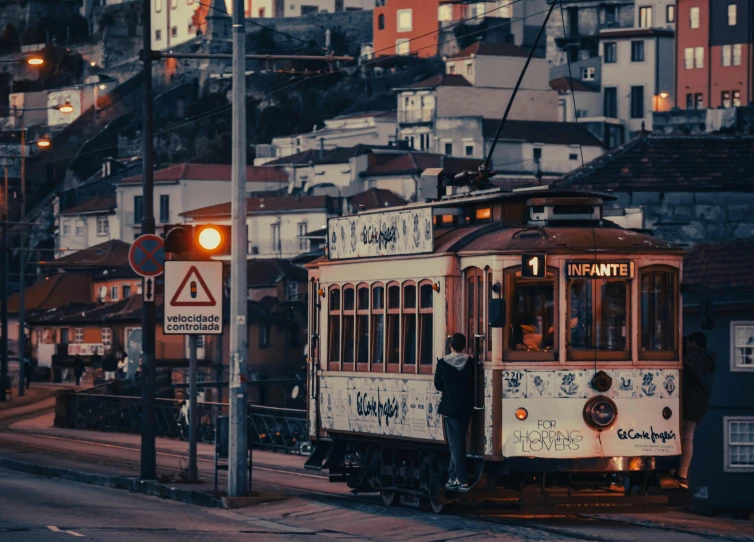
[0,429,749,542]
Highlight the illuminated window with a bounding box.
[371,284,385,370]
[505,266,556,361]
[328,287,341,367]
[666,4,675,23]
[438,4,452,22]
[397,9,412,32]
[475,207,491,220]
[731,322,754,371]
[568,278,630,360]
[722,91,732,108]
[728,3,737,25]
[395,39,410,55]
[638,6,652,27]
[640,266,678,359]
[733,90,741,107]
[402,282,417,371]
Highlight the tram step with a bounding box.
[304,441,331,471]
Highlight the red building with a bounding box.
[373,0,442,58]
[676,0,754,109]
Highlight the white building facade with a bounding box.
[55,196,121,259]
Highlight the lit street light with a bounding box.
[36,138,51,148]
[26,56,44,66]
[57,102,74,114]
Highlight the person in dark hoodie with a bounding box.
[434,333,475,490]
[675,331,717,488]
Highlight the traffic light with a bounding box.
[163,224,231,258]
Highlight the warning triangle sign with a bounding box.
[170,265,217,307]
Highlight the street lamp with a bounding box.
[36,138,51,148]
[57,101,75,114]
[26,56,44,66]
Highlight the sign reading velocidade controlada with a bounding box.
[327,207,434,260]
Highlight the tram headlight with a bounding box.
[662,407,672,420]
[515,407,528,420]
[583,396,618,431]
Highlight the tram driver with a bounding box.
[434,333,475,491]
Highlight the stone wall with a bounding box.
[614,191,754,246]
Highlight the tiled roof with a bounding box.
[118,163,288,184]
[556,134,754,192]
[262,145,381,166]
[5,274,92,314]
[59,196,116,216]
[448,41,533,59]
[181,195,332,219]
[347,188,407,210]
[482,119,603,146]
[247,259,308,286]
[549,77,598,93]
[683,239,754,305]
[362,152,482,176]
[408,74,473,89]
[40,240,131,269]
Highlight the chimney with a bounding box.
[319,137,325,159]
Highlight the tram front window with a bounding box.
[568,279,629,359]
[510,276,554,352]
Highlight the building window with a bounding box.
[638,6,652,27]
[723,45,732,66]
[420,133,430,151]
[63,221,70,235]
[397,9,412,32]
[101,328,112,347]
[75,328,84,343]
[694,46,704,68]
[60,329,69,344]
[156,0,162,11]
[695,93,704,109]
[630,85,645,118]
[395,39,409,55]
[111,286,119,301]
[684,47,694,69]
[533,147,542,162]
[689,6,699,28]
[725,418,754,472]
[448,63,455,74]
[464,144,474,157]
[98,286,107,301]
[604,87,618,117]
[260,322,270,347]
[298,222,308,251]
[466,62,473,75]
[728,3,737,25]
[171,26,178,38]
[731,322,754,371]
[258,7,265,16]
[666,4,675,23]
[733,44,742,65]
[581,66,595,80]
[438,4,452,22]
[631,40,645,62]
[569,153,578,160]
[75,221,84,236]
[722,90,732,108]
[640,266,678,359]
[271,222,281,254]
[733,90,741,107]
[134,196,143,224]
[159,195,169,223]
[96,216,108,236]
[171,0,177,7]
[123,284,131,298]
[604,42,617,63]
[377,13,384,30]
[155,29,162,41]
[604,5,616,25]
[444,142,453,155]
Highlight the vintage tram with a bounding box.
[304,182,683,512]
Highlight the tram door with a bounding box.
[464,267,489,457]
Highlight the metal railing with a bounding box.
[60,393,307,453]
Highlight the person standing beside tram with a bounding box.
[434,333,475,491]
[675,331,717,488]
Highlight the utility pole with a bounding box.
[187,334,198,481]
[1,163,8,402]
[140,0,157,481]
[228,0,249,497]
[17,111,26,396]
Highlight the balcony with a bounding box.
[398,109,434,125]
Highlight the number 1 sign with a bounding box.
[521,253,546,278]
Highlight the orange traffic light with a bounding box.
[197,225,222,251]
[163,224,230,258]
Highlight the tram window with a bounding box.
[419,283,433,366]
[343,285,355,369]
[402,282,417,369]
[356,285,370,367]
[507,271,555,357]
[466,268,484,355]
[387,284,400,367]
[640,267,677,357]
[328,287,341,364]
[487,271,493,354]
[568,278,629,359]
[371,285,385,368]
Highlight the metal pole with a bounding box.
[187,334,198,481]
[228,0,249,498]
[0,164,8,402]
[140,0,157,481]
[17,111,25,396]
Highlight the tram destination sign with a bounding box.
[565,261,635,279]
[327,207,434,260]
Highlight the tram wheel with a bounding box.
[423,496,445,514]
[381,490,398,506]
